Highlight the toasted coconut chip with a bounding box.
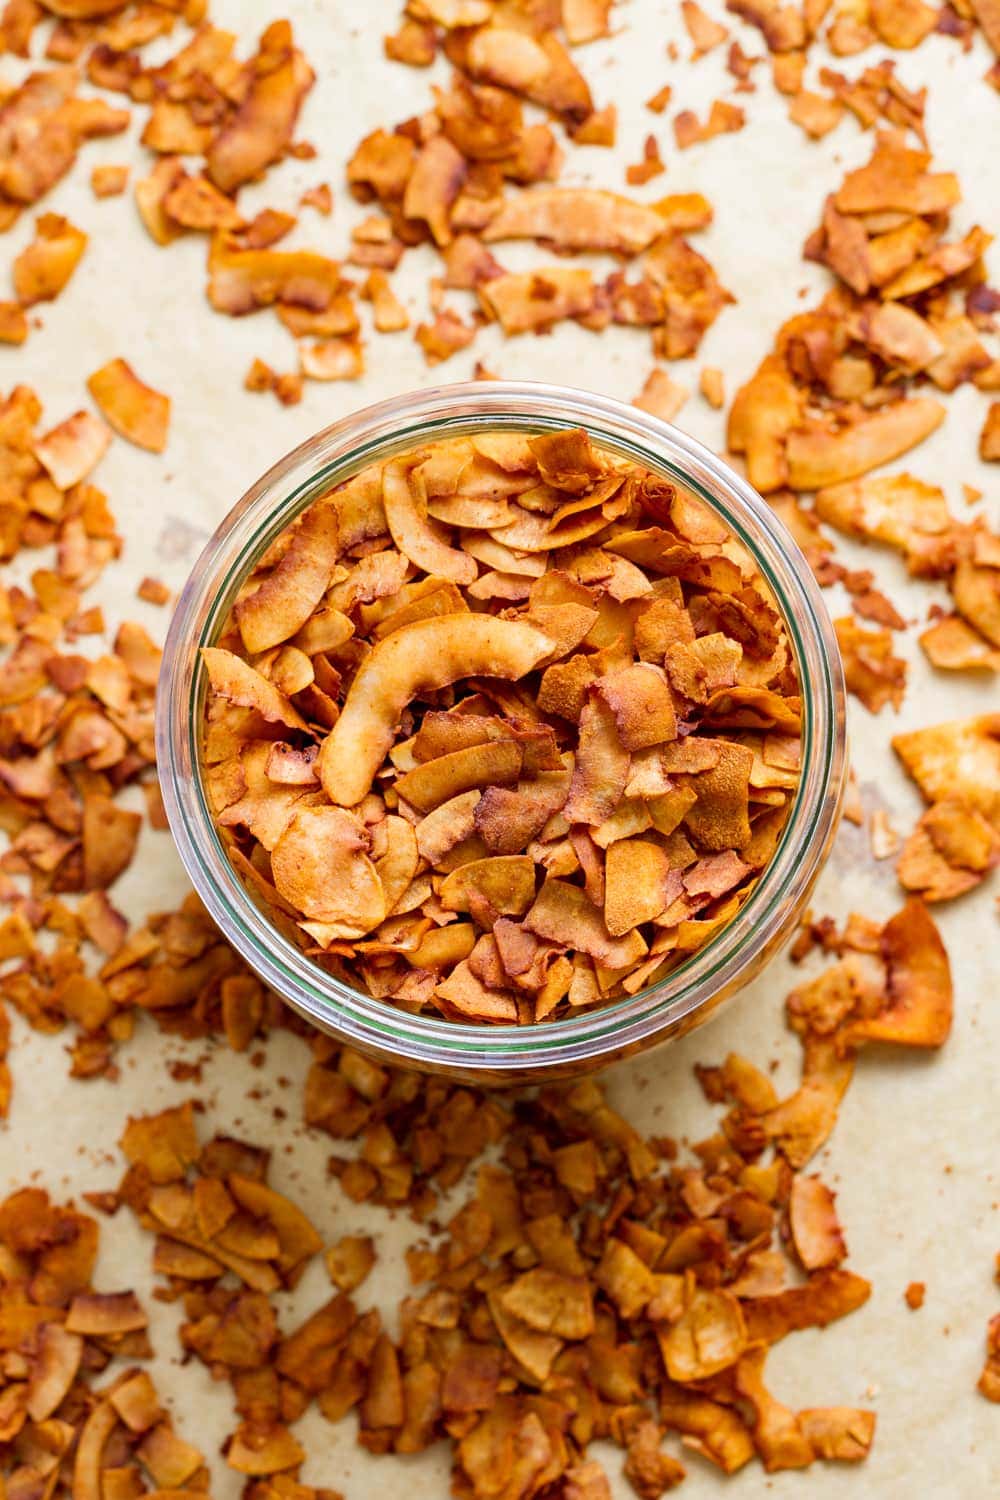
[525,878,647,968]
[414,793,480,863]
[138,1422,204,1488]
[499,1267,594,1339]
[108,1371,162,1435]
[682,742,753,851]
[835,617,906,714]
[225,1421,305,1475]
[403,135,466,246]
[595,663,677,750]
[674,98,745,148]
[834,135,959,216]
[120,1102,200,1182]
[236,503,340,654]
[789,1175,847,1270]
[633,367,689,423]
[439,856,536,921]
[202,648,310,735]
[479,267,595,334]
[435,959,518,1021]
[789,90,844,140]
[682,0,729,53]
[564,695,630,825]
[363,269,410,331]
[325,1234,375,1292]
[784,399,946,491]
[660,1383,755,1473]
[13,213,87,306]
[164,172,243,230]
[483,187,667,254]
[318,614,555,807]
[760,1039,856,1169]
[207,236,346,317]
[923,609,1000,675]
[883,225,993,301]
[25,1322,83,1422]
[83,796,141,891]
[383,458,477,584]
[396,740,523,812]
[65,1290,147,1335]
[86,359,170,454]
[892,714,1000,828]
[982,402,1000,462]
[487,1288,562,1380]
[798,1406,877,1462]
[34,410,111,490]
[227,1173,322,1275]
[857,301,942,373]
[899,796,999,898]
[409,921,477,971]
[73,1399,118,1500]
[845,899,952,1047]
[374,815,420,914]
[729,1344,815,1471]
[207,22,314,194]
[743,1268,872,1344]
[299,337,365,381]
[475,775,570,854]
[979,1312,1000,1403]
[271,806,385,939]
[814,473,958,577]
[604,838,674,935]
[953,558,1000,647]
[659,1286,747,1381]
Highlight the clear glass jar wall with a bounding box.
[156,383,846,1084]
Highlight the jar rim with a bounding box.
[156,380,846,1075]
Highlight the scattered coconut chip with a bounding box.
[13,213,87,306]
[633,368,689,423]
[835,617,907,713]
[86,359,171,454]
[673,99,745,149]
[90,164,129,198]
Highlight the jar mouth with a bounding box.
[156,381,845,1075]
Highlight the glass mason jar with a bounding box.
[156,382,846,1085]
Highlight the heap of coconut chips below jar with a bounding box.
[201,427,802,1023]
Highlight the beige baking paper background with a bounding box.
[2,0,999,1494]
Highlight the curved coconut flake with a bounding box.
[846,898,952,1047]
[788,1174,847,1271]
[483,188,666,255]
[383,458,477,585]
[236,501,340,654]
[785,398,946,490]
[206,24,314,194]
[26,1322,83,1422]
[318,614,554,807]
[374,814,420,914]
[72,1399,118,1500]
